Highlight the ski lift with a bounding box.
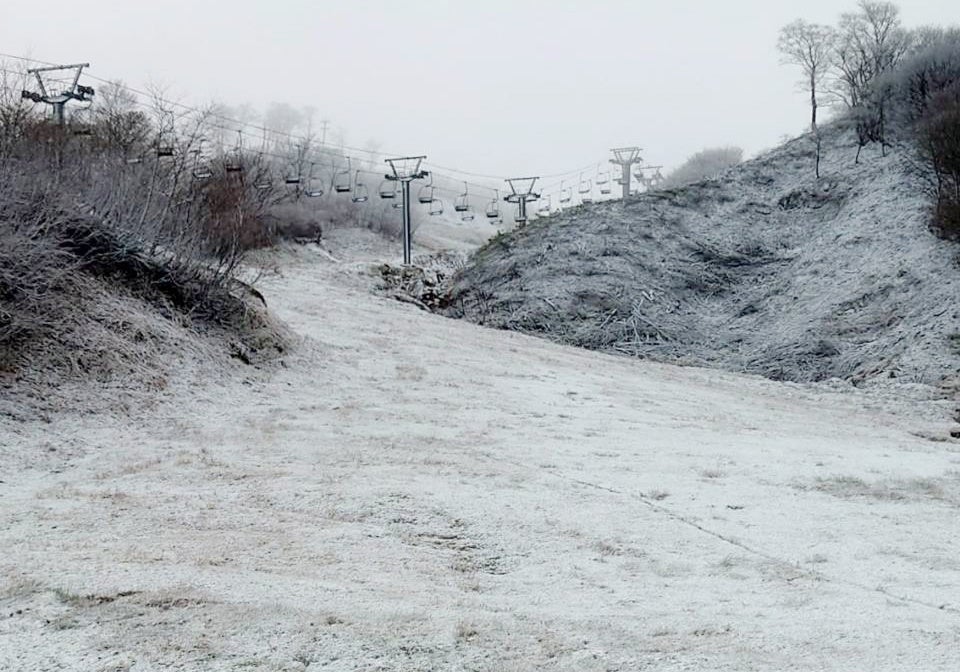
[191,140,212,180]
[156,140,175,158]
[334,157,352,193]
[455,182,470,213]
[254,174,273,191]
[304,163,324,197]
[378,179,397,199]
[537,195,552,217]
[559,180,572,204]
[351,171,369,203]
[429,198,444,216]
[192,157,212,180]
[418,173,435,204]
[224,131,244,173]
[578,174,593,203]
[485,190,501,219]
[598,169,612,195]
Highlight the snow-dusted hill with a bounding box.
[446,127,960,390]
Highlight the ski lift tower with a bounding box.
[21,63,94,127]
[609,146,642,200]
[504,177,540,228]
[385,155,429,265]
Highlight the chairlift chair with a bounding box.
[191,142,213,180]
[351,171,369,203]
[418,173,435,204]
[559,181,572,205]
[485,190,501,219]
[598,169,612,195]
[537,195,552,217]
[304,165,324,198]
[578,175,593,204]
[378,179,397,199]
[455,182,470,213]
[429,198,444,216]
[334,158,353,193]
[192,163,213,181]
[224,131,244,173]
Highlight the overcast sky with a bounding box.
[2,1,958,180]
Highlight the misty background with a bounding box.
[2,0,958,177]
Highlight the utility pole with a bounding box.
[504,177,540,227]
[21,63,94,127]
[609,147,643,200]
[319,119,330,146]
[385,155,428,265]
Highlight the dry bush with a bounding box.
[0,90,286,386]
[917,84,960,239]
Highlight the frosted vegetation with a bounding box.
[447,4,960,389]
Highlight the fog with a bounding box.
[2,0,958,177]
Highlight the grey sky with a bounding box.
[2,1,958,179]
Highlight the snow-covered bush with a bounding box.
[660,147,743,190]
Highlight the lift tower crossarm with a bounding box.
[21,62,93,127]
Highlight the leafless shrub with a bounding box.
[0,78,287,388]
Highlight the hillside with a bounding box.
[446,126,960,390]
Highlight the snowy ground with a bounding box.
[2,228,960,671]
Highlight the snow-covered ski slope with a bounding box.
[2,235,959,671]
[448,126,960,389]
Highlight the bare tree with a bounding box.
[832,1,912,109]
[778,20,837,129]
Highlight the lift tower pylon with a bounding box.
[609,146,643,201]
[21,63,94,127]
[504,177,540,228]
[385,156,429,265]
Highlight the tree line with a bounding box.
[778,1,960,236]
